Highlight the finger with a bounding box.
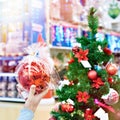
[21,91,29,100]
[16,84,28,99]
[16,84,24,93]
[28,85,36,98]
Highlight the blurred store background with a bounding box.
[0,0,119,103]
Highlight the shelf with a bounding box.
[49,19,120,35]
[0,56,23,61]
[0,97,55,104]
[0,97,25,103]
[49,45,72,50]
[0,73,17,77]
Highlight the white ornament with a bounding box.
[98,45,103,52]
[94,108,108,120]
[102,88,119,105]
[66,99,74,105]
[81,60,91,68]
[58,80,70,90]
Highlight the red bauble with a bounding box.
[16,61,50,94]
[88,70,97,80]
[61,103,74,113]
[108,77,114,84]
[72,46,79,54]
[103,47,112,55]
[106,63,118,76]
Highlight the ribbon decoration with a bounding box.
[94,99,115,113]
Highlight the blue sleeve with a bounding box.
[17,108,34,120]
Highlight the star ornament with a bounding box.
[76,91,90,103]
[74,49,89,62]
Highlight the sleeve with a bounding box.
[17,108,34,120]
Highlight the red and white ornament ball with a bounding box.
[61,103,74,113]
[16,61,50,94]
[88,70,97,80]
[106,63,118,76]
[102,88,119,105]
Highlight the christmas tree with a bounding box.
[49,7,120,120]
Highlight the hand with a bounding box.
[17,84,49,112]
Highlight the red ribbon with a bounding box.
[94,99,115,113]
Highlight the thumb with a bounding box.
[28,85,36,98]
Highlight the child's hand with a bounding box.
[17,84,49,112]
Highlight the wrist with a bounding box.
[24,101,36,113]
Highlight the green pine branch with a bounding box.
[88,7,99,39]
